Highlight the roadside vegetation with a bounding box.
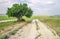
[0,21,17,30]
[0,21,27,39]
[42,17,60,36]
[0,34,8,39]
[0,21,18,35]
[9,23,26,35]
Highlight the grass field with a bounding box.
[41,17,60,36]
[0,16,16,20]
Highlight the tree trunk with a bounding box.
[16,15,25,22]
[17,16,22,22]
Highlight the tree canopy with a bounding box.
[7,3,33,21]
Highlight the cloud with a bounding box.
[0,0,14,14]
[47,1,54,4]
[27,0,60,16]
[29,0,40,4]
[40,1,54,5]
[0,0,19,14]
[28,0,55,9]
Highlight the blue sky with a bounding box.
[0,0,60,16]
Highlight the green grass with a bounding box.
[9,30,17,35]
[0,16,16,20]
[0,34,8,39]
[0,21,17,31]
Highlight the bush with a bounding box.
[0,34,8,39]
[9,30,17,35]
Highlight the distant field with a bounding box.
[0,16,16,20]
[41,17,60,36]
[24,16,60,36]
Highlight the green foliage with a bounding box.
[0,35,8,39]
[9,30,17,35]
[7,3,33,21]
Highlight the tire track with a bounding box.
[35,20,41,39]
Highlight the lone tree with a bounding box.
[7,3,33,21]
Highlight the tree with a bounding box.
[7,3,33,21]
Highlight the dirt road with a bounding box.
[9,19,60,39]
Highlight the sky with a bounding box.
[0,0,60,16]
